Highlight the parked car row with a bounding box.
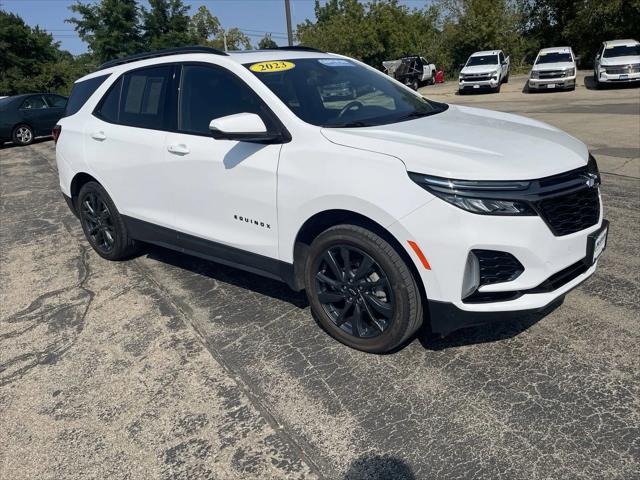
[455,38,639,94]
[0,93,68,146]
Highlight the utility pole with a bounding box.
[223,30,228,52]
[284,0,293,46]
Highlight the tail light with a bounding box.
[52,125,62,144]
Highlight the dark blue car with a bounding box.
[0,93,67,146]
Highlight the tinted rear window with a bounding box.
[65,74,110,117]
[118,65,172,130]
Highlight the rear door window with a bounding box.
[94,77,123,123]
[119,65,173,130]
[65,74,110,117]
[20,96,48,109]
[46,95,67,108]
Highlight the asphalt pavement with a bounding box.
[1,72,638,479]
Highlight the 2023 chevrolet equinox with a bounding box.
[55,46,608,353]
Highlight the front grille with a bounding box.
[535,187,600,236]
[463,74,492,81]
[539,70,567,79]
[474,250,524,285]
[605,64,640,75]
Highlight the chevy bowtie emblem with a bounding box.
[583,173,599,188]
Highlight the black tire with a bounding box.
[408,78,419,91]
[304,224,423,353]
[503,73,509,83]
[77,181,138,260]
[12,124,34,146]
[594,73,601,89]
[494,82,501,93]
[429,73,435,85]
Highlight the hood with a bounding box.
[320,105,588,181]
[460,65,500,75]
[600,55,640,66]
[532,61,574,72]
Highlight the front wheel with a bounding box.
[494,82,502,93]
[77,181,138,260]
[503,73,509,83]
[304,225,423,353]
[13,125,34,146]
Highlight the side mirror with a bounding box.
[209,113,282,143]
[458,63,465,69]
[595,54,601,60]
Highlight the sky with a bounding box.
[1,0,432,55]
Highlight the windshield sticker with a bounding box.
[318,59,355,67]
[249,61,295,73]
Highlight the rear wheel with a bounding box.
[304,225,423,353]
[77,181,138,260]
[12,125,34,146]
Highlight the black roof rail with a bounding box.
[265,46,325,53]
[97,46,227,70]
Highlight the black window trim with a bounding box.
[92,61,290,143]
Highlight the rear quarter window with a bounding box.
[65,74,111,117]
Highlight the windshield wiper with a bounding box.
[323,120,374,128]
[397,110,436,121]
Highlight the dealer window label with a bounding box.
[250,61,295,73]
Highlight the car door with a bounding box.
[420,57,430,81]
[163,62,281,259]
[43,94,67,130]
[84,64,177,229]
[498,52,506,77]
[19,95,52,136]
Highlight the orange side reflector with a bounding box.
[407,240,431,270]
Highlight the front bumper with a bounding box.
[528,76,576,89]
[598,70,640,83]
[389,193,604,332]
[458,78,499,90]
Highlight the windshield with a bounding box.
[245,58,446,128]
[466,55,499,66]
[603,44,640,58]
[536,52,573,64]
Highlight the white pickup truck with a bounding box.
[528,47,576,91]
[459,50,509,93]
[383,56,437,90]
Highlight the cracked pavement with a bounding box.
[1,74,639,479]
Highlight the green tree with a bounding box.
[67,0,142,64]
[188,5,250,51]
[0,10,85,95]
[143,0,193,50]
[258,33,278,49]
[297,0,440,68]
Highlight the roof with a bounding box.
[470,50,500,57]
[604,39,639,47]
[227,49,337,64]
[539,46,572,54]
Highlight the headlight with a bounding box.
[587,153,601,185]
[566,68,575,76]
[408,173,536,216]
[530,71,540,79]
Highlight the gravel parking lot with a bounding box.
[1,72,638,480]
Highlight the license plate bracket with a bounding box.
[620,74,628,80]
[585,220,609,265]
[547,84,556,89]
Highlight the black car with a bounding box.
[0,93,67,146]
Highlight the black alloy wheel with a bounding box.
[81,191,115,254]
[315,245,394,339]
[305,224,423,353]
[77,181,138,260]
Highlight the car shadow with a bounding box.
[417,297,563,351]
[142,244,309,309]
[585,74,640,90]
[140,244,563,353]
[343,454,415,479]
[0,136,52,149]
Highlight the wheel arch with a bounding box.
[290,209,427,307]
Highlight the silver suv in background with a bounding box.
[594,39,640,87]
[528,47,576,91]
[458,50,510,93]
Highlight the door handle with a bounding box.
[167,144,190,155]
[91,131,106,141]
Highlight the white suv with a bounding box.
[594,39,640,87]
[55,47,608,353]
